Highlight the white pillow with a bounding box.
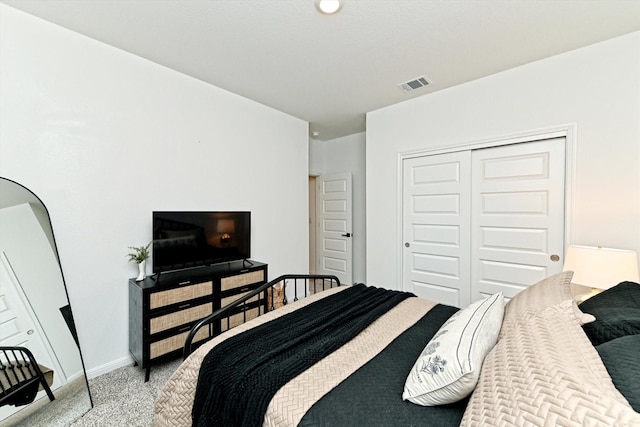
[403,293,505,406]
[498,271,573,339]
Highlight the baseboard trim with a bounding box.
[86,355,134,379]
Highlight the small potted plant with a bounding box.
[127,242,151,281]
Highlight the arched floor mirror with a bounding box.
[0,177,93,426]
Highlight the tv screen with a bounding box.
[152,211,251,273]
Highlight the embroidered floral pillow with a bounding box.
[403,293,505,406]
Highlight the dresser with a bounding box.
[129,260,267,381]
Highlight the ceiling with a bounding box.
[3,1,640,141]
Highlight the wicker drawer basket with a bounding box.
[150,327,210,359]
[150,281,213,309]
[221,271,264,292]
[149,302,213,335]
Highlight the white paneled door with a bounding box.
[403,151,472,307]
[0,253,63,419]
[471,138,566,301]
[402,137,565,307]
[316,173,353,285]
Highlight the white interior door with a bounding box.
[0,253,63,419]
[309,177,317,275]
[316,173,353,285]
[471,138,566,301]
[402,152,472,307]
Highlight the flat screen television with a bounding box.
[152,211,251,274]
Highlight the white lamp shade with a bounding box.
[216,219,235,234]
[563,245,640,289]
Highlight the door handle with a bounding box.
[341,233,351,238]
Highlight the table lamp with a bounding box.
[563,245,639,300]
[217,219,235,244]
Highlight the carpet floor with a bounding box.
[2,358,182,427]
[72,359,182,427]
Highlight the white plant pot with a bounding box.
[136,260,146,281]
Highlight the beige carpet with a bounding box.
[2,358,181,427]
[1,377,91,427]
[71,359,182,427]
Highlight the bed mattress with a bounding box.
[154,285,463,427]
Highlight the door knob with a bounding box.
[341,233,351,238]
[405,242,410,247]
[550,254,560,262]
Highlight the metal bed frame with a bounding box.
[184,274,341,358]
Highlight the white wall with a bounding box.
[366,32,640,289]
[310,132,367,283]
[0,5,310,376]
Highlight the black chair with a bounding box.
[0,346,55,407]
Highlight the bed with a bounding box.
[154,271,640,427]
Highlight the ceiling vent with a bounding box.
[399,75,430,92]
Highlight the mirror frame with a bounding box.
[0,177,93,423]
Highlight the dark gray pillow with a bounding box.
[579,281,640,346]
[596,334,640,412]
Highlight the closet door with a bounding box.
[402,151,471,307]
[470,138,566,301]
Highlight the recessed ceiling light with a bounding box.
[312,131,320,137]
[315,0,343,14]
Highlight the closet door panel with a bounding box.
[471,138,566,301]
[402,151,471,307]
